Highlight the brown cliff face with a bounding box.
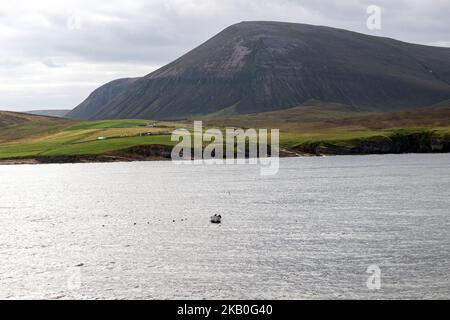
[68,21,450,120]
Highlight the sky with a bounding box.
[0,0,449,111]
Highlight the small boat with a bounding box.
[210,214,222,224]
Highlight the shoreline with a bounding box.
[0,154,174,166]
[2,128,449,166]
[1,150,449,166]
[0,151,300,166]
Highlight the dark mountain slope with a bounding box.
[67,78,138,119]
[68,21,450,120]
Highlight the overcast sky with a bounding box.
[1,0,449,111]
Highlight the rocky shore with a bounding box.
[295,131,450,156]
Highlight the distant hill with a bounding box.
[68,21,450,120]
[0,111,73,143]
[26,109,71,118]
[66,78,138,119]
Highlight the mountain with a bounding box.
[26,109,71,118]
[66,78,138,119]
[68,21,450,120]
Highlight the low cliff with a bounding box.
[294,130,450,156]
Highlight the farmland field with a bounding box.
[1,104,450,162]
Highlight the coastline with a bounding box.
[1,131,449,166]
[1,150,449,166]
[0,155,172,166]
[0,149,300,166]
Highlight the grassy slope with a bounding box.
[1,103,450,161]
[203,103,450,149]
[0,111,75,143]
[0,114,182,160]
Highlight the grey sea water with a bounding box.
[0,154,449,299]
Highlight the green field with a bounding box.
[0,116,183,160]
[1,104,449,162]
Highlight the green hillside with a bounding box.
[0,114,181,161]
[1,103,450,163]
